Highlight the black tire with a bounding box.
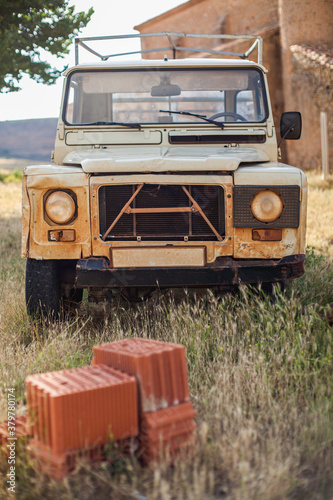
[26,258,61,319]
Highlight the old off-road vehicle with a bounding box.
[22,33,306,317]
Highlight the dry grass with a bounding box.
[306,173,333,257]
[0,170,332,499]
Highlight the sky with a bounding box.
[0,0,184,122]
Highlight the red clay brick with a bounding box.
[93,338,190,412]
[25,365,138,457]
[139,402,197,464]
[28,440,105,479]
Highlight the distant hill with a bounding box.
[0,118,58,162]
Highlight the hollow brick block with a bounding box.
[92,338,190,412]
[139,401,197,463]
[25,365,138,458]
[27,440,105,479]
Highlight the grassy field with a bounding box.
[0,170,332,499]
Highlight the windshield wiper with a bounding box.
[159,110,224,129]
[85,121,142,129]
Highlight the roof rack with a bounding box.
[74,33,263,65]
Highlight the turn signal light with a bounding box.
[49,229,76,242]
[252,229,282,241]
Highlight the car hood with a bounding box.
[62,147,270,173]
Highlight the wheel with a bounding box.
[26,258,61,319]
[209,112,247,121]
[25,259,82,319]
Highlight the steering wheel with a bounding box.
[209,112,247,122]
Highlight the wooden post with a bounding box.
[321,111,329,180]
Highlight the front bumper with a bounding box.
[75,254,305,288]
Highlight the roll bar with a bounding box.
[74,33,263,65]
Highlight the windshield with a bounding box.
[64,68,268,125]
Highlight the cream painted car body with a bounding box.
[22,56,306,305]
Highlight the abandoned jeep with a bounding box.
[22,33,306,317]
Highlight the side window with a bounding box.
[66,84,75,123]
[66,82,111,124]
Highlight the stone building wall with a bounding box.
[135,0,280,65]
[287,46,333,169]
[278,0,333,169]
[135,0,279,45]
[135,0,333,170]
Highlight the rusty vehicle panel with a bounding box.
[22,168,91,260]
[89,174,234,264]
[22,33,306,317]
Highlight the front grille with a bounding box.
[99,184,225,241]
[233,185,300,228]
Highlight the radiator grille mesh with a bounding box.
[99,184,225,241]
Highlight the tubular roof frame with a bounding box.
[74,33,263,65]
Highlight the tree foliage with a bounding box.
[0,1,93,92]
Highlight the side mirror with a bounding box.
[280,112,302,140]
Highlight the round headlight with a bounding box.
[45,191,75,224]
[251,190,283,223]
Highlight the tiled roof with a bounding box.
[290,44,333,69]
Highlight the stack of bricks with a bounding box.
[0,338,197,478]
[92,338,197,463]
[25,364,138,478]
